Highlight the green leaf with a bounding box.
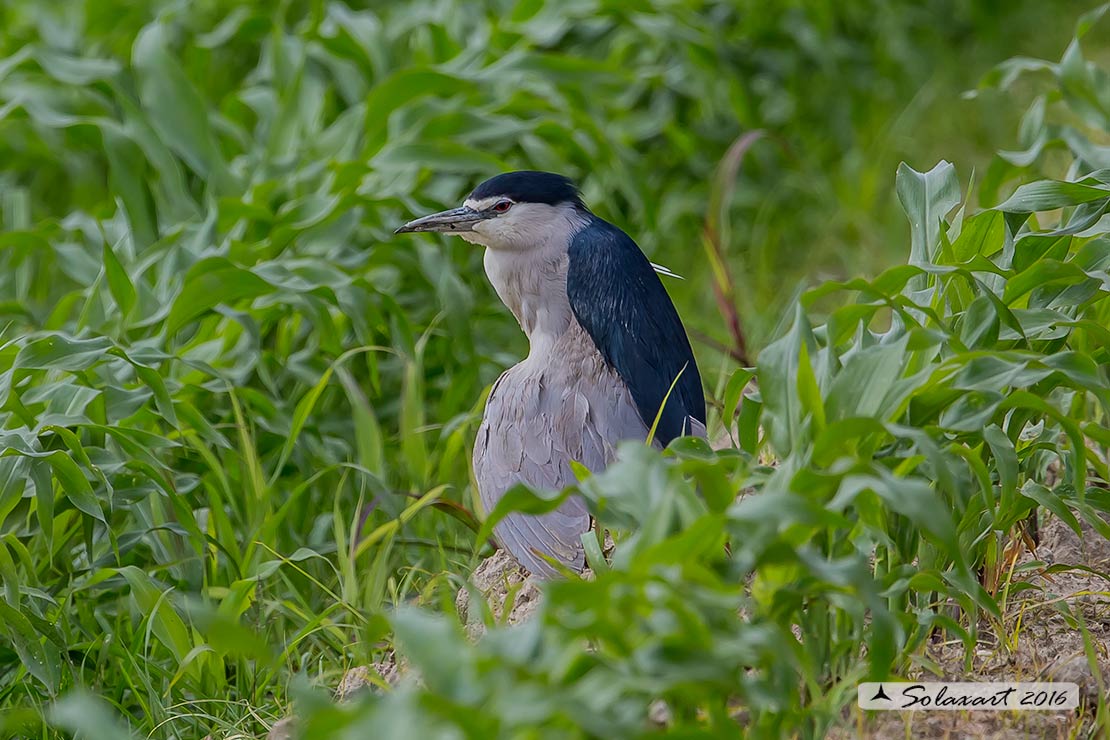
[33,47,121,84]
[1,448,104,523]
[896,161,961,266]
[825,337,908,422]
[995,180,1110,212]
[721,368,754,431]
[856,469,959,555]
[400,356,428,485]
[1020,481,1081,536]
[102,236,137,317]
[1003,259,1091,305]
[116,566,194,666]
[795,340,825,433]
[938,391,1003,432]
[272,365,336,482]
[949,210,1005,262]
[0,599,61,692]
[338,368,386,479]
[958,295,1000,349]
[363,69,474,153]
[391,608,477,701]
[101,125,159,249]
[475,483,575,549]
[48,691,138,740]
[15,334,112,371]
[132,22,231,190]
[758,305,815,456]
[983,424,1018,513]
[166,258,272,335]
[373,142,504,174]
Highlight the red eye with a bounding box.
[493,200,512,213]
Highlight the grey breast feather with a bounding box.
[473,323,650,577]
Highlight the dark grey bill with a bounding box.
[394,206,492,234]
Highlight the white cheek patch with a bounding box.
[461,218,496,247]
[475,218,510,244]
[456,200,586,251]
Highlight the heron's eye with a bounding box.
[492,200,512,213]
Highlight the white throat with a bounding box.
[476,203,590,357]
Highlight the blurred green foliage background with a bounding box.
[0,0,1104,737]
[0,0,1074,348]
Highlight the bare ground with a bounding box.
[841,514,1110,739]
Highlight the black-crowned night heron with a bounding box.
[397,171,705,577]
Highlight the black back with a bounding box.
[566,215,705,445]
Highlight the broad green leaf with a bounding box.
[995,180,1110,212]
[1003,259,1091,305]
[15,334,112,371]
[474,482,574,549]
[949,210,1005,262]
[1,448,104,523]
[983,424,1018,513]
[34,47,121,84]
[166,258,272,334]
[132,22,230,189]
[938,390,1004,432]
[1020,481,1081,536]
[48,691,138,740]
[0,599,61,692]
[116,566,193,666]
[363,69,474,153]
[825,337,908,422]
[391,608,477,701]
[896,161,960,266]
[374,142,504,174]
[795,340,825,433]
[102,126,159,249]
[721,367,754,440]
[102,236,137,317]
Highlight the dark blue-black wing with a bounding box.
[566,217,705,446]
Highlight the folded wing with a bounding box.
[566,218,706,446]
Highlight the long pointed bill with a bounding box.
[394,206,490,234]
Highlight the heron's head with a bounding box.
[395,171,588,251]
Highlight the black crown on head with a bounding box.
[469,171,585,208]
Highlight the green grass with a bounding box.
[0,1,1107,738]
